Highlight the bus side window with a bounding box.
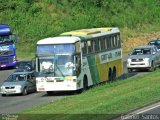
[111,36,115,48]
[75,55,81,74]
[87,40,92,53]
[95,39,100,52]
[117,34,121,47]
[106,36,112,49]
[82,42,87,54]
[114,36,116,48]
[100,37,106,51]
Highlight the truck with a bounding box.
[127,45,160,72]
[0,24,18,68]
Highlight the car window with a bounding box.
[149,41,156,45]
[157,41,160,44]
[152,47,157,54]
[6,74,26,82]
[131,48,151,55]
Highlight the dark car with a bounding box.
[0,71,36,96]
[15,61,33,72]
[148,39,160,50]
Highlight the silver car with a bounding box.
[127,45,160,72]
[0,71,36,96]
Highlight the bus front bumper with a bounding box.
[36,82,78,92]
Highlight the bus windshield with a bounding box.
[38,55,75,77]
[37,44,75,55]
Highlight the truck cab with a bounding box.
[0,24,18,68]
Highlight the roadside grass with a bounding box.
[19,69,160,120]
[17,51,34,60]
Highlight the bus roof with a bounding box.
[37,36,80,45]
[60,27,120,38]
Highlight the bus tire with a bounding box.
[46,91,53,95]
[83,76,88,91]
[1,94,6,97]
[112,67,116,80]
[108,68,112,82]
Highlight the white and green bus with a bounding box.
[35,28,123,95]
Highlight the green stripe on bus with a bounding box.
[87,55,100,84]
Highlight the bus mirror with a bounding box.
[53,56,58,60]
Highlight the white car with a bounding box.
[0,71,36,96]
[127,45,160,72]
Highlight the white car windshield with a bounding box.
[6,74,27,82]
[131,48,151,55]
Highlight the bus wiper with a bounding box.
[54,61,65,77]
[41,69,55,75]
[42,71,55,77]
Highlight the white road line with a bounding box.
[137,104,160,114]
[122,103,160,120]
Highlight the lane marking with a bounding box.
[122,103,160,120]
[137,104,160,114]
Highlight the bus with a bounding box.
[35,27,123,95]
[0,24,18,68]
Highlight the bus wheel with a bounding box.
[1,94,6,97]
[112,67,116,81]
[83,76,88,91]
[108,68,112,82]
[46,91,53,95]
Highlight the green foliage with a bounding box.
[0,0,160,55]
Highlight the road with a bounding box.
[0,67,73,114]
[119,102,160,120]
[0,55,144,114]
[0,91,63,114]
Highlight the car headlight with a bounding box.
[15,85,22,89]
[0,86,5,89]
[144,58,150,61]
[127,58,131,64]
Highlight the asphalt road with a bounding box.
[0,91,63,114]
[0,67,72,114]
[119,102,160,120]
[0,55,144,114]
